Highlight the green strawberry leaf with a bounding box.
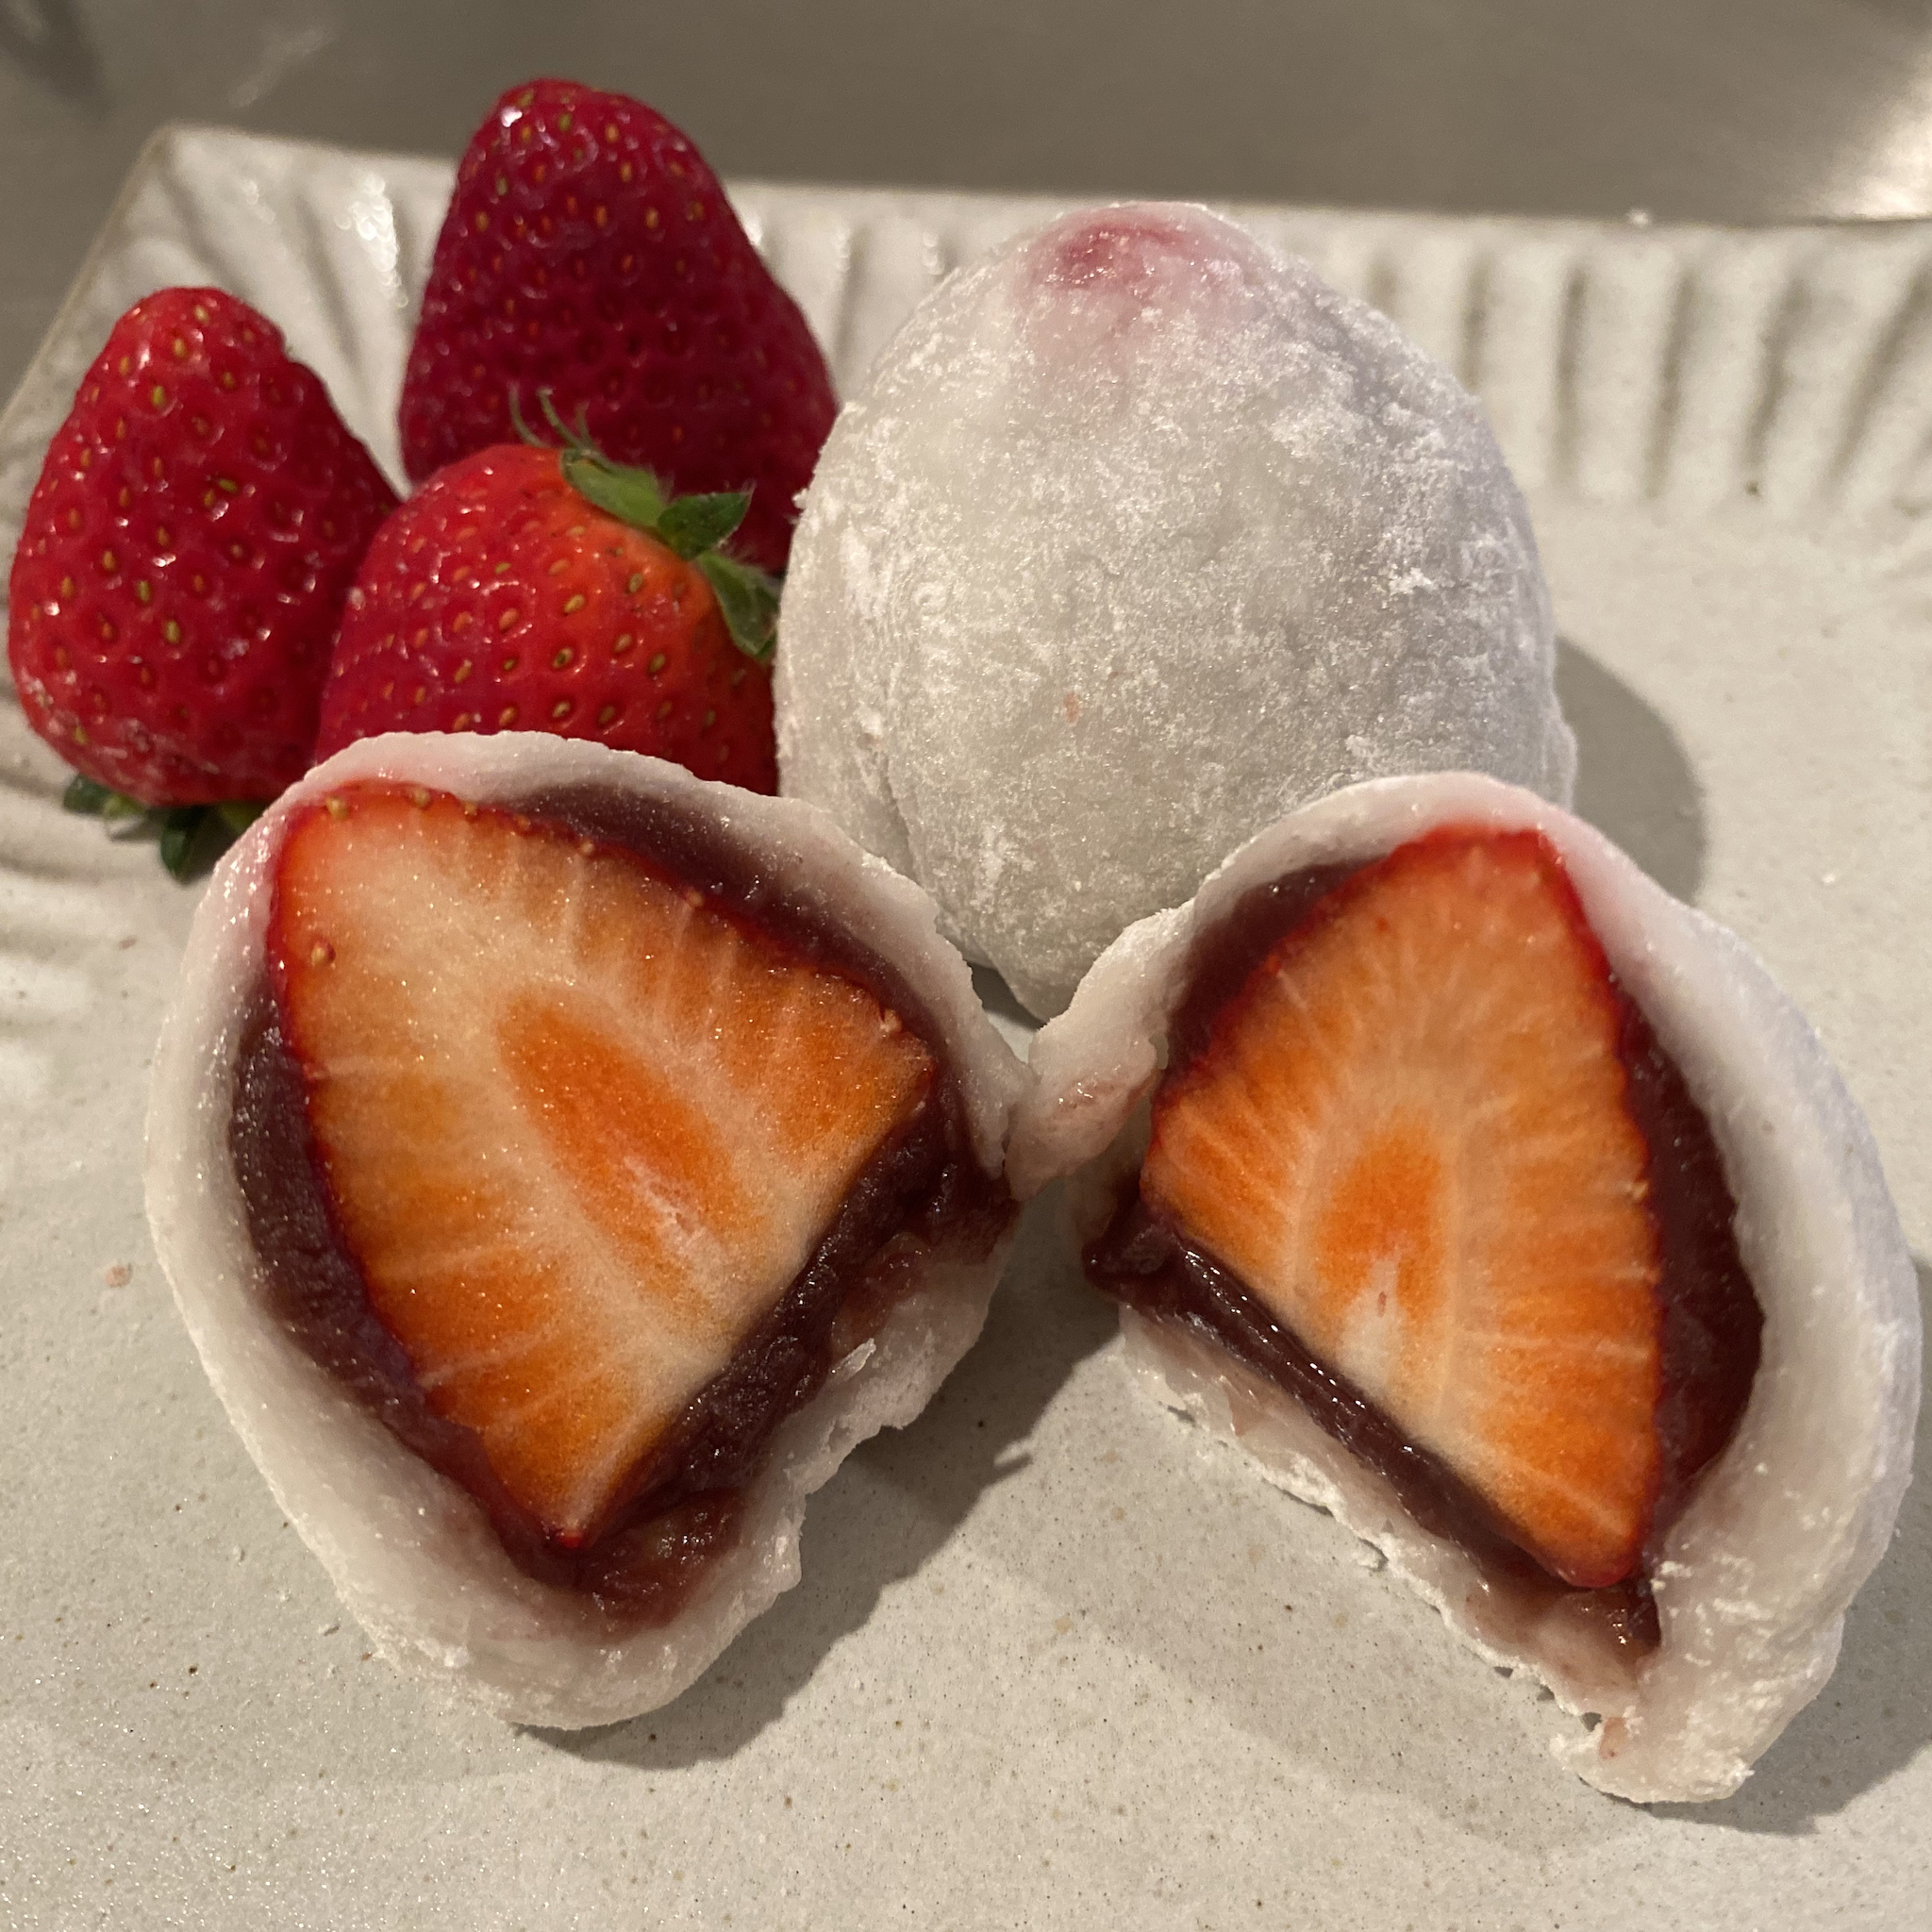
[513,390,782,661]
[158,804,259,880]
[215,799,267,837]
[64,774,155,822]
[656,490,751,561]
[62,777,267,878]
[509,386,590,457]
[538,388,596,453]
[63,774,120,815]
[559,448,670,534]
[699,552,780,663]
[158,808,203,880]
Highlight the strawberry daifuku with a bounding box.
[1014,773,1919,1805]
[776,202,1574,1019]
[145,732,1024,1725]
[399,78,837,576]
[8,287,396,810]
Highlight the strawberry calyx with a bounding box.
[62,773,265,880]
[513,391,780,663]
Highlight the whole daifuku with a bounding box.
[775,201,1575,1018]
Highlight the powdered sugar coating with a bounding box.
[144,732,1024,1727]
[776,203,1575,1018]
[1016,773,1919,1802]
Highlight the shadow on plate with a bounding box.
[1556,637,1707,901]
[1650,1256,1932,1835]
[532,1188,1115,1772]
[971,962,1040,1056]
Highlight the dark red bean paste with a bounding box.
[1085,848,1764,1658]
[228,780,1015,1626]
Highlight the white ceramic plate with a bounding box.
[1,125,1926,1929]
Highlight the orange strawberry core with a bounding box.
[1310,1116,1452,1360]
[268,782,936,1545]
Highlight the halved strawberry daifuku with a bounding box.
[265,781,936,1547]
[1141,828,1664,1590]
[1023,771,1907,1802]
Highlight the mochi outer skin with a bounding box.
[145,732,1027,1728]
[775,201,1575,1019]
[1013,772,1920,1804]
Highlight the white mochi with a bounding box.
[1013,772,1919,1804]
[145,732,1026,1728]
[776,201,1574,1018]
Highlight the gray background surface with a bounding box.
[7,0,1932,403]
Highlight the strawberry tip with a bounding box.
[698,550,780,664]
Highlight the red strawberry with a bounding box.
[8,288,397,841]
[313,426,779,791]
[1143,828,1665,1590]
[268,781,935,1542]
[399,78,837,576]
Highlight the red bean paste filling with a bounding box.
[1085,857,1764,1657]
[228,781,1014,1624]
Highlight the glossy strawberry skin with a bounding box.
[314,444,777,791]
[399,78,837,576]
[7,289,398,808]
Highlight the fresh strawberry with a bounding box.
[398,78,836,576]
[8,288,397,864]
[313,423,779,790]
[1143,828,1664,1590]
[267,781,935,1542]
